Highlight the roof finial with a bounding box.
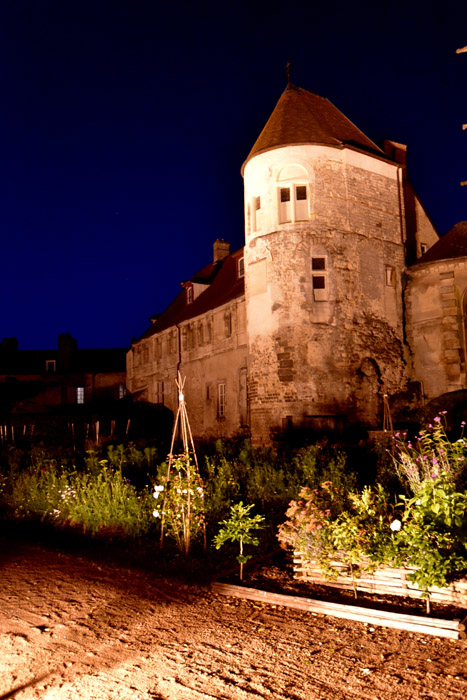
[285,61,291,84]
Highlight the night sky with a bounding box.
[2,0,467,350]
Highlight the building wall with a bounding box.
[243,144,409,443]
[405,259,467,398]
[127,297,248,439]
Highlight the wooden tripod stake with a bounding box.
[159,373,205,553]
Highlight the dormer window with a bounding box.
[186,285,193,304]
[45,360,56,373]
[237,257,245,278]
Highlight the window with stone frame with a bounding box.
[385,265,396,287]
[237,256,245,278]
[224,311,232,338]
[155,380,164,405]
[311,256,328,301]
[217,382,226,418]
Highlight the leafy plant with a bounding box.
[213,501,265,580]
[390,475,467,597]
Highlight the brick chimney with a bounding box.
[213,238,230,263]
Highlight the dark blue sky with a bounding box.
[2,0,467,350]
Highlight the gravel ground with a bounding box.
[1,529,467,699]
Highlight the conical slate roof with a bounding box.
[417,221,467,264]
[242,83,382,172]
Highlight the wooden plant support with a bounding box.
[211,581,467,640]
[159,372,206,553]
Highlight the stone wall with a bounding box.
[127,298,248,439]
[406,259,467,399]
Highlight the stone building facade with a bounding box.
[127,82,463,444]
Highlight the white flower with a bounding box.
[152,510,160,518]
[416,498,421,505]
[390,519,402,532]
[153,492,159,499]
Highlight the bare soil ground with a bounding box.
[1,526,467,700]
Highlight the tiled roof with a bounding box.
[416,221,467,264]
[242,83,382,171]
[140,248,245,339]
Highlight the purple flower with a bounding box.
[434,416,441,423]
[461,421,466,427]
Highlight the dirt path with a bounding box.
[1,534,467,699]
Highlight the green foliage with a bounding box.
[0,459,154,537]
[213,501,265,580]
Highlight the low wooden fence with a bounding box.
[293,551,467,607]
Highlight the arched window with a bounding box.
[277,164,310,224]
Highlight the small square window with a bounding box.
[45,360,56,373]
[312,275,326,289]
[312,257,326,271]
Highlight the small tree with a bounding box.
[213,502,265,580]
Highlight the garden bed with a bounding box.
[216,550,467,639]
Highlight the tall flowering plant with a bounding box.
[391,414,467,494]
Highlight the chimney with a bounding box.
[384,140,407,174]
[213,238,230,263]
[58,333,77,371]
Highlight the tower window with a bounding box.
[186,286,193,304]
[237,257,245,278]
[311,256,328,301]
[386,266,396,286]
[253,196,262,231]
[312,257,326,271]
[278,185,308,223]
[312,275,326,289]
[76,387,84,404]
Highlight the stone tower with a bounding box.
[242,83,413,443]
